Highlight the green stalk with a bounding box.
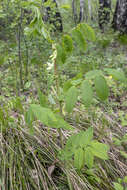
[54,60,64,148]
[66,169,73,190]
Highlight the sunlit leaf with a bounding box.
[85,147,94,168]
[90,141,109,160]
[65,86,78,113]
[81,80,93,107]
[74,148,84,170]
[72,28,87,51]
[94,75,109,100]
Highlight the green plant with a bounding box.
[25,21,126,176]
[113,176,127,190]
[59,127,109,170]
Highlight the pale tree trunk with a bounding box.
[88,0,92,20]
[79,0,85,22]
[112,0,127,33]
[72,0,78,25]
[98,0,111,31]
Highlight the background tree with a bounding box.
[98,0,111,31]
[79,0,85,22]
[112,0,127,33]
[72,0,78,24]
[43,0,63,32]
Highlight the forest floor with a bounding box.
[0,31,127,190]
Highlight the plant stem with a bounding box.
[54,60,64,148]
[66,167,73,190]
[18,8,23,89]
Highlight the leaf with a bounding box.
[25,108,35,135]
[81,80,93,107]
[90,141,109,160]
[79,127,93,148]
[58,148,73,161]
[30,104,57,126]
[85,70,103,80]
[120,151,127,159]
[72,28,87,51]
[65,86,78,113]
[85,147,94,168]
[55,114,74,130]
[63,80,72,92]
[65,133,80,150]
[60,4,71,10]
[104,69,126,82]
[37,89,48,107]
[25,107,34,126]
[62,35,73,54]
[29,104,73,130]
[71,79,82,86]
[56,44,67,64]
[65,128,93,151]
[94,75,109,101]
[113,183,123,190]
[78,23,95,42]
[123,176,127,183]
[74,148,84,170]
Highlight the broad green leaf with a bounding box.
[63,80,72,92]
[29,104,73,130]
[62,35,73,54]
[72,28,87,51]
[113,183,123,190]
[79,127,93,148]
[30,104,57,126]
[37,89,48,107]
[65,86,78,113]
[58,148,73,161]
[71,79,82,86]
[66,128,93,149]
[123,176,127,183]
[74,148,84,170]
[56,44,67,64]
[55,114,74,130]
[85,70,103,80]
[94,75,109,101]
[104,69,126,82]
[78,23,95,42]
[85,147,94,168]
[65,133,80,150]
[90,141,109,160]
[81,80,93,107]
[72,73,83,80]
[120,151,127,159]
[25,107,34,126]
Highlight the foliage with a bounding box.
[0,0,127,189]
[59,127,109,170]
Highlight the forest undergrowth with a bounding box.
[0,29,127,190]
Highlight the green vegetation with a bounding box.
[0,0,127,190]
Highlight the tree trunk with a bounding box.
[112,0,127,33]
[88,0,92,20]
[98,0,111,31]
[72,0,78,25]
[43,0,63,32]
[79,0,85,22]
